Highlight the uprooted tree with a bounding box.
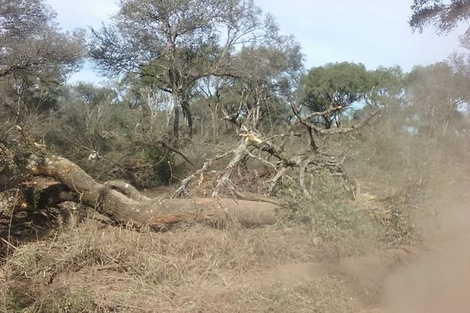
[0,59,385,246]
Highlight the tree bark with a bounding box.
[24,155,279,230]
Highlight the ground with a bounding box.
[1,186,469,313]
[0,220,413,312]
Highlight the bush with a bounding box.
[277,169,378,242]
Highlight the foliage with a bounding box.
[89,0,302,137]
[410,0,470,33]
[278,169,378,242]
[0,0,85,120]
[299,62,378,129]
[198,39,303,135]
[40,85,177,188]
[410,0,470,47]
[404,62,470,140]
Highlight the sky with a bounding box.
[45,0,467,84]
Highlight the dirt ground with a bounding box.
[2,188,470,313]
[0,221,415,312]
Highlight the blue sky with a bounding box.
[45,0,466,84]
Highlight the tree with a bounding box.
[0,147,280,233]
[299,62,376,129]
[89,0,287,138]
[410,0,470,33]
[405,62,470,140]
[0,0,85,119]
[407,2,470,144]
[198,37,303,136]
[186,63,383,200]
[349,66,407,142]
[118,72,174,132]
[410,0,470,47]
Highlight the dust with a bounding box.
[383,196,470,312]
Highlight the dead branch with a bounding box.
[212,140,249,198]
[172,150,232,199]
[155,140,195,168]
[267,166,288,194]
[240,129,358,198]
[299,155,316,198]
[293,103,345,119]
[241,130,298,167]
[292,103,381,136]
[173,101,377,203]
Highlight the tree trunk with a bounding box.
[172,92,180,138]
[25,155,279,230]
[181,92,193,138]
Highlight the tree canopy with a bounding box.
[410,0,470,33]
[0,0,85,118]
[299,62,378,129]
[410,0,470,47]
[89,0,302,137]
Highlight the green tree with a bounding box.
[197,37,303,136]
[0,0,85,119]
[351,66,406,124]
[405,62,469,140]
[89,0,290,138]
[410,0,470,47]
[410,0,470,33]
[299,62,376,129]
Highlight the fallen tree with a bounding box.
[0,81,380,239]
[1,154,280,232]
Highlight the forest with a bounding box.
[1,0,470,312]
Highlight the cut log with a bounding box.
[25,155,279,230]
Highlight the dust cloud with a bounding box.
[383,197,470,312]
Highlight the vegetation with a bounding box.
[0,0,470,312]
[410,0,470,48]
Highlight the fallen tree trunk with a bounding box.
[24,155,279,230]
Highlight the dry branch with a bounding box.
[241,129,359,197]
[212,140,249,198]
[0,173,31,192]
[292,104,381,136]
[172,150,232,199]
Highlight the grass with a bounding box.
[1,215,388,313]
[1,147,433,313]
[0,162,412,313]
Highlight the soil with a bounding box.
[2,188,470,313]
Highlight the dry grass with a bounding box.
[0,215,401,313]
[0,158,415,313]
[3,123,462,312]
